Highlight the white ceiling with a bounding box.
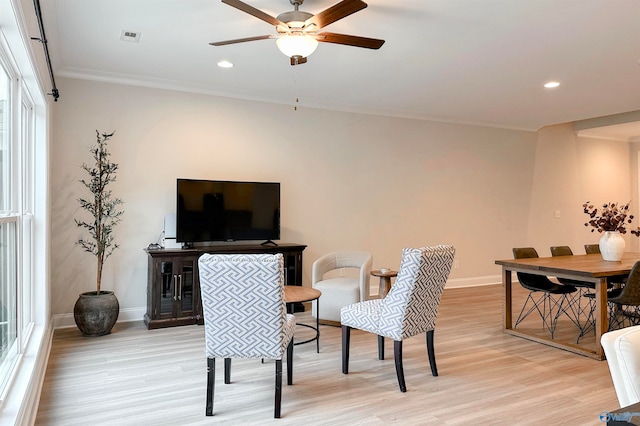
[39,0,640,135]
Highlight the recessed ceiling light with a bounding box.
[217,60,234,68]
[544,81,560,88]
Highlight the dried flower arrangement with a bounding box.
[583,201,640,236]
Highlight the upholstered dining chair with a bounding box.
[312,250,373,324]
[602,325,640,407]
[550,245,599,336]
[551,245,623,342]
[341,245,455,392]
[198,253,296,418]
[550,245,594,288]
[512,247,579,338]
[584,243,627,287]
[606,261,640,331]
[585,244,601,254]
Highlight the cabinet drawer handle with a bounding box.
[178,275,182,301]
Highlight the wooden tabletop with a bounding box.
[371,269,398,277]
[284,286,321,304]
[495,252,640,278]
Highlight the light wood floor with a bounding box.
[35,285,620,425]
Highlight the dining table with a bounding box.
[495,252,640,360]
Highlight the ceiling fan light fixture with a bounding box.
[276,34,318,58]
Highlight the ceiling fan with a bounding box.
[210,0,385,66]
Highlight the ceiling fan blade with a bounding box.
[210,35,274,46]
[316,32,385,49]
[305,0,368,30]
[221,0,285,27]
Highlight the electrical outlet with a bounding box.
[340,268,346,276]
[454,260,460,269]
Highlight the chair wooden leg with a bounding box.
[378,335,384,360]
[342,325,351,374]
[426,329,438,377]
[286,339,294,386]
[274,359,283,418]
[206,358,215,416]
[224,358,231,384]
[394,340,406,392]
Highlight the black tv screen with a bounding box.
[176,179,280,243]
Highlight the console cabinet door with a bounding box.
[176,259,196,317]
[157,259,176,319]
[148,255,200,326]
[145,244,304,329]
[282,250,303,286]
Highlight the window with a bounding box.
[20,92,34,340]
[0,55,9,211]
[0,1,47,421]
[0,39,36,398]
[0,220,17,390]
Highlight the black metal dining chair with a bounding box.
[581,261,640,338]
[585,243,627,285]
[512,247,579,338]
[584,244,600,254]
[550,246,601,336]
[605,261,640,331]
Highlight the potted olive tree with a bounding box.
[74,130,124,336]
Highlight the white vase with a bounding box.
[599,231,626,261]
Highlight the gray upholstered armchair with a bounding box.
[341,245,455,392]
[311,250,373,324]
[198,253,296,418]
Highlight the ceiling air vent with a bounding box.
[120,30,141,43]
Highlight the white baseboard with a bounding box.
[445,274,502,289]
[53,275,504,329]
[52,307,147,329]
[367,274,502,298]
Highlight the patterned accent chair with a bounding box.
[340,245,455,392]
[312,250,373,324]
[198,253,296,418]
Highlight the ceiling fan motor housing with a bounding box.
[277,10,314,28]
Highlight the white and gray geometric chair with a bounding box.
[198,253,296,418]
[312,250,373,324]
[341,245,455,392]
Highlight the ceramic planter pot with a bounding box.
[73,291,119,336]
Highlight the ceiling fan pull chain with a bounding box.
[291,65,299,111]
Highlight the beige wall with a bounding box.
[526,125,632,254]
[50,77,633,319]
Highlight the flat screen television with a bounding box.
[176,179,280,244]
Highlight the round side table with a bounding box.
[371,269,398,297]
[284,286,321,353]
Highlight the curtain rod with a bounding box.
[31,0,59,101]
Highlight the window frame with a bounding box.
[0,26,39,406]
